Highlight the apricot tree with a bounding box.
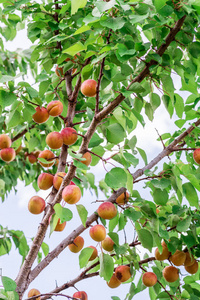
[1,1,200,300]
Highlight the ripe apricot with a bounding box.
[184,252,195,267]
[28,288,41,300]
[89,224,106,242]
[185,260,198,274]
[163,266,179,282]
[115,265,131,282]
[116,191,129,205]
[68,236,84,253]
[142,272,157,287]
[169,250,186,266]
[107,274,121,288]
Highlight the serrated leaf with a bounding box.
[79,247,94,268]
[137,229,153,252]
[145,102,154,121]
[182,182,199,208]
[76,204,88,227]
[108,232,119,246]
[6,110,21,129]
[126,170,133,194]
[99,252,114,281]
[100,17,125,31]
[176,216,192,232]
[123,153,139,167]
[137,147,147,165]
[41,242,49,257]
[54,203,73,222]
[188,42,200,59]
[0,90,17,109]
[153,189,168,205]
[95,0,117,13]
[105,167,127,189]
[7,291,19,300]
[150,93,161,111]
[63,42,86,56]
[106,123,126,144]
[2,277,16,292]
[74,25,90,35]
[124,208,142,222]
[154,0,167,11]
[71,0,87,15]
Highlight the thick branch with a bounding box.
[40,257,156,299]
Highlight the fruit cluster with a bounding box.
[27,288,88,300]
[155,241,199,281]
[0,134,16,162]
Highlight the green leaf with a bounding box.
[126,170,133,194]
[63,42,86,56]
[95,0,117,13]
[154,0,167,11]
[108,232,119,246]
[153,189,168,205]
[90,146,105,166]
[129,82,146,93]
[123,153,139,167]
[124,208,142,222]
[176,216,192,232]
[76,204,88,227]
[129,14,149,25]
[74,24,90,35]
[106,123,126,144]
[2,277,16,292]
[105,167,127,189]
[39,80,51,97]
[71,0,87,15]
[99,252,114,281]
[188,42,200,58]
[161,74,174,101]
[145,102,154,121]
[79,247,94,269]
[7,291,19,300]
[41,242,49,257]
[137,229,153,252]
[156,291,171,299]
[137,147,147,165]
[150,93,161,111]
[0,91,17,109]
[0,293,8,300]
[6,110,21,129]
[132,109,145,127]
[100,17,125,31]
[174,94,184,118]
[88,133,104,148]
[28,137,40,153]
[54,203,73,223]
[182,182,199,208]
[128,135,137,150]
